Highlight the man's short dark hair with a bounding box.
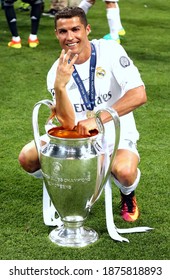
[55,7,88,30]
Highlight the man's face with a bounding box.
[55,16,91,56]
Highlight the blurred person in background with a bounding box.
[4,0,43,48]
[79,0,125,43]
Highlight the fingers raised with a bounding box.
[58,49,78,66]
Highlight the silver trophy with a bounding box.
[32,100,120,247]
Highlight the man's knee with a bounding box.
[18,141,40,173]
[113,166,137,186]
[112,168,141,195]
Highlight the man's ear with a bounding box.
[86,24,91,36]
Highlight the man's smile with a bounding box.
[66,42,79,47]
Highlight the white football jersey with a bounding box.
[47,39,145,147]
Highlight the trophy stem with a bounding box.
[49,220,98,247]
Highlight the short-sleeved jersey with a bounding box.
[47,39,144,147]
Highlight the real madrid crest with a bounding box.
[96,67,106,79]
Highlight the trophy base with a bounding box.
[49,226,98,247]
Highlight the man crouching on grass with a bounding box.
[18,7,147,222]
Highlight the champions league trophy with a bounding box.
[33,100,153,247]
[32,99,120,247]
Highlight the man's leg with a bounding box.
[4,0,22,48]
[78,0,95,14]
[28,0,43,47]
[18,140,42,176]
[79,0,125,42]
[111,149,140,222]
[104,0,125,42]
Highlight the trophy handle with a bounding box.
[95,108,120,191]
[32,99,54,159]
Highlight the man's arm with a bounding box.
[76,85,147,135]
[101,85,147,122]
[54,49,78,130]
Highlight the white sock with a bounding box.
[12,36,21,42]
[29,34,37,41]
[112,168,141,195]
[106,7,122,39]
[79,0,93,14]
[115,4,123,29]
